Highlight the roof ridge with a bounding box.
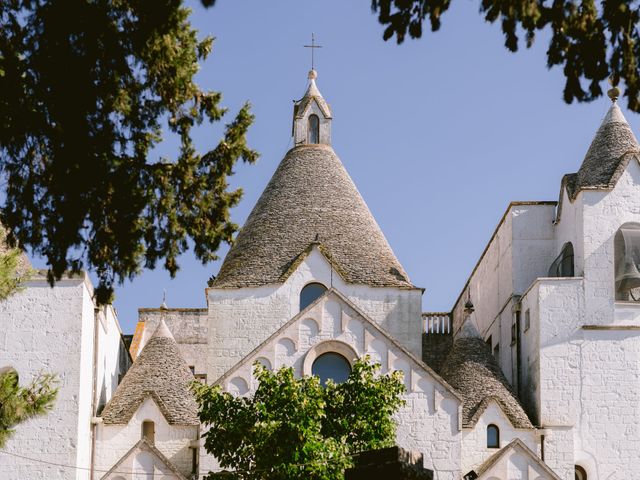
[441,334,533,429]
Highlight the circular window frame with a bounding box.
[302,340,358,377]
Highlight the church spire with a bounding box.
[293,69,332,146]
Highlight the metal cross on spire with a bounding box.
[304,33,322,71]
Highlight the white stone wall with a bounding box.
[461,402,538,474]
[581,160,640,324]
[542,427,573,480]
[211,290,461,480]
[95,306,130,414]
[96,397,198,478]
[207,247,423,382]
[555,189,584,277]
[0,274,125,480]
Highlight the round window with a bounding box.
[311,352,351,385]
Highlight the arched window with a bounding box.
[312,352,351,386]
[548,242,575,277]
[486,424,499,448]
[308,114,320,144]
[615,223,640,301]
[575,465,587,480]
[141,420,155,444]
[300,282,327,311]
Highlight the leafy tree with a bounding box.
[0,1,257,304]
[192,358,406,480]
[369,0,640,111]
[0,368,58,448]
[0,228,32,301]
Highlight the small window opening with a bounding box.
[575,465,587,480]
[312,352,351,386]
[142,420,155,444]
[548,242,575,277]
[493,343,500,366]
[487,424,500,448]
[510,323,517,346]
[300,282,327,311]
[615,224,640,301]
[189,365,195,375]
[524,309,531,332]
[308,114,320,144]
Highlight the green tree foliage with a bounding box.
[370,0,640,111]
[0,368,58,448]
[0,248,26,301]
[192,358,406,480]
[0,1,257,304]
[0,228,32,301]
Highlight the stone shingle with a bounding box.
[101,319,199,425]
[211,144,413,289]
[440,321,532,429]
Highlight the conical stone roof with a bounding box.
[101,319,199,425]
[440,320,532,429]
[567,102,640,199]
[211,144,412,289]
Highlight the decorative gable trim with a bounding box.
[279,242,348,284]
[466,396,530,430]
[99,438,189,480]
[473,438,561,480]
[215,288,462,402]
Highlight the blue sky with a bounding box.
[30,1,640,333]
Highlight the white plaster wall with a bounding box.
[542,427,573,480]
[96,397,198,478]
[207,247,422,381]
[519,282,543,423]
[477,445,557,480]
[555,188,584,277]
[95,306,130,414]
[461,402,538,474]
[511,205,557,294]
[581,160,640,325]
[0,276,94,479]
[452,205,555,335]
[211,291,461,480]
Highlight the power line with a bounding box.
[0,448,359,477]
[0,449,184,477]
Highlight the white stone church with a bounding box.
[2,69,640,480]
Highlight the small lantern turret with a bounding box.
[293,69,332,146]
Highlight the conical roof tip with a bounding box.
[305,69,322,98]
[152,318,175,341]
[565,99,640,199]
[601,102,628,126]
[456,318,482,339]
